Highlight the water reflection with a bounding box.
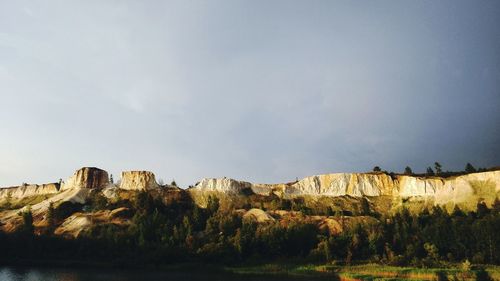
[0,267,75,281]
[0,266,312,281]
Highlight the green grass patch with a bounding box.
[0,194,53,210]
[227,263,500,281]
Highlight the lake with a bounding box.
[0,266,315,281]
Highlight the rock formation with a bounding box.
[0,166,498,235]
[284,173,395,197]
[0,183,59,201]
[194,177,253,194]
[0,167,498,217]
[119,171,159,190]
[61,167,109,190]
[190,171,500,207]
[243,208,275,223]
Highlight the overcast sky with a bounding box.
[0,1,499,187]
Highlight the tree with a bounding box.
[492,198,500,215]
[109,174,114,184]
[171,180,177,187]
[373,166,381,172]
[476,202,489,218]
[404,166,413,175]
[360,198,371,216]
[182,216,192,237]
[90,192,108,211]
[207,195,220,215]
[434,162,442,175]
[46,202,56,233]
[465,163,476,173]
[426,167,435,176]
[313,239,332,262]
[235,220,257,257]
[19,207,34,235]
[475,268,493,281]
[422,242,441,267]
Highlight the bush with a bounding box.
[18,208,34,235]
[89,192,108,211]
[54,201,83,221]
[475,268,493,281]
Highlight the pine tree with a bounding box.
[46,202,56,233]
[373,166,381,172]
[426,167,435,176]
[434,162,442,174]
[465,163,476,173]
[404,166,413,175]
[19,207,34,235]
[207,195,220,215]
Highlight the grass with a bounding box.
[0,194,52,210]
[227,263,500,281]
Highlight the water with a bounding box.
[0,266,307,281]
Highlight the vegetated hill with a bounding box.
[0,166,498,237]
[0,166,499,269]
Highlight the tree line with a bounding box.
[0,192,499,269]
[373,162,489,177]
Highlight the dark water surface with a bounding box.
[0,266,307,281]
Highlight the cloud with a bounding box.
[0,1,499,187]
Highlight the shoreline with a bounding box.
[1,259,499,280]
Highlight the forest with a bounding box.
[0,191,498,272]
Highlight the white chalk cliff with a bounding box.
[1,167,498,209]
[0,183,60,200]
[61,167,109,190]
[191,171,500,205]
[119,171,159,190]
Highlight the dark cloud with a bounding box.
[0,1,499,187]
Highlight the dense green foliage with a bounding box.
[0,192,499,269]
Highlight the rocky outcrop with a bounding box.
[243,208,275,223]
[0,187,93,232]
[54,207,131,238]
[396,176,443,197]
[119,171,159,190]
[190,171,500,206]
[61,167,109,190]
[1,167,499,217]
[0,167,107,203]
[193,177,253,194]
[285,173,395,197]
[192,173,397,197]
[0,183,59,200]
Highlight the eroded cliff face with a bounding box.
[0,168,162,202]
[0,167,498,235]
[0,183,59,200]
[1,168,498,205]
[190,171,500,209]
[61,167,109,190]
[194,178,252,194]
[119,171,159,190]
[0,168,498,218]
[286,173,395,197]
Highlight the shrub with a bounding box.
[54,201,83,220]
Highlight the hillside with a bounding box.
[0,167,498,237]
[0,166,498,273]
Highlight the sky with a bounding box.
[0,1,499,187]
